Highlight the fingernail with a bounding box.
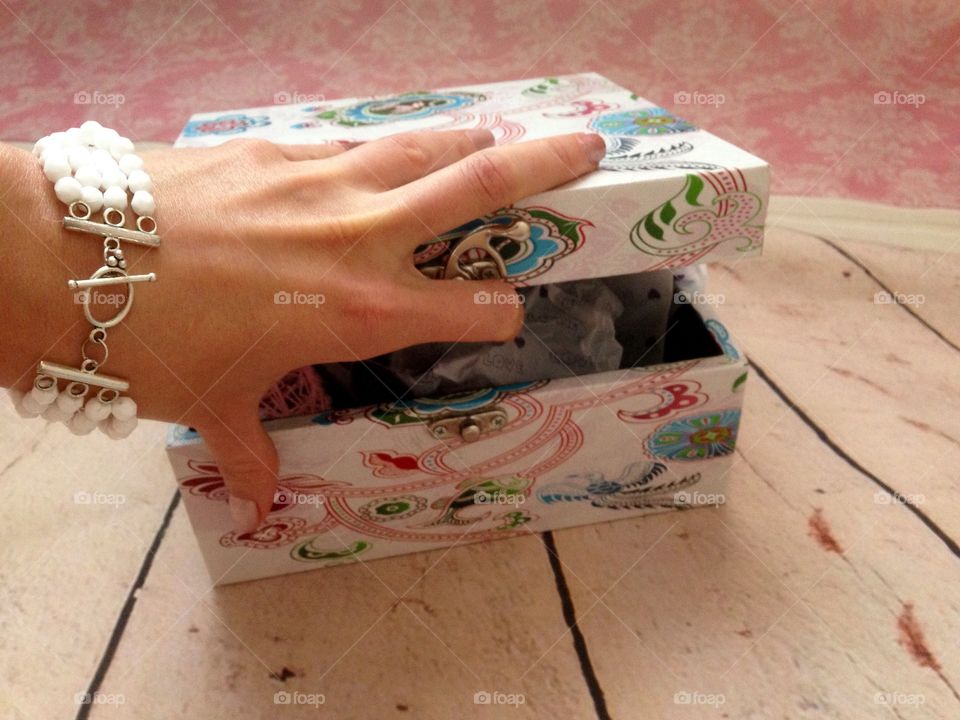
[578,132,607,164]
[466,128,496,149]
[229,495,261,534]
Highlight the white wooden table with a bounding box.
[2,222,958,720]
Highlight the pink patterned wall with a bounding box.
[1,0,957,208]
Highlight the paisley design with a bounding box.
[361,451,422,477]
[522,77,572,97]
[496,510,534,530]
[369,381,539,428]
[314,91,483,126]
[291,538,371,563]
[220,517,310,549]
[358,495,428,523]
[590,108,696,136]
[423,475,530,527]
[182,113,270,136]
[631,172,763,259]
[543,99,617,117]
[645,410,741,461]
[179,459,306,513]
[537,461,702,510]
[733,372,748,392]
[618,382,708,423]
[601,138,697,172]
[705,318,740,360]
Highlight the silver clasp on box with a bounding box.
[428,406,509,442]
[418,219,530,281]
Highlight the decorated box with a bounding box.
[167,73,768,584]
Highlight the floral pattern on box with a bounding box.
[171,333,746,581]
[590,108,697,136]
[172,74,769,287]
[311,91,485,127]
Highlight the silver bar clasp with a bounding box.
[63,216,161,247]
[68,273,157,290]
[38,361,130,392]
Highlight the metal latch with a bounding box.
[427,407,508,442]
[417,219,530,281]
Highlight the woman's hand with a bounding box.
[2,129,605,531]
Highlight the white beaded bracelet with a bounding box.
[8,121,160,439]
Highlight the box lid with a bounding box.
[175,73,768,286]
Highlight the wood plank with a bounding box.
[819,234,960,349]
[0,412,176,720]
[552,377,960,719]
[85,509,596,719]
[710,228,960,539]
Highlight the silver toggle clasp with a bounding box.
[70,266,155,329]
[443,219,530,280]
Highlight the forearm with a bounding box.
[0,142,97,393]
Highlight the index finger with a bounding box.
[384,132,605,241]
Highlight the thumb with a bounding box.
[198,407,279,534]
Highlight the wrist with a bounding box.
[0,143,96,392]
[2,128,159,438]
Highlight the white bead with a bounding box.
[74,165,102,188]
[21,392,42,412]
[15,395,42,418]
[90,148,115,167]
[103,186,128,210]
[54,176,84,204]
[42,403,71,423]
[126,169,152,193]
[130,190,155,216]
[93,127,118,150]
[56,390,85,415]
[69,413,98,436]
[43,154,72,182]
[100,167,127,191]
[119,153,143,174]
[111,396,138,421]
[48,131,68,146]
[109,136,135,160]
[79,120,103,145]
[104,416,138,439]
[80,186,104,212]
[65,127,83,146]
[30,382,58,406]
[33,136,51,157]
[67,146,91,171]
[83,398,112,422]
